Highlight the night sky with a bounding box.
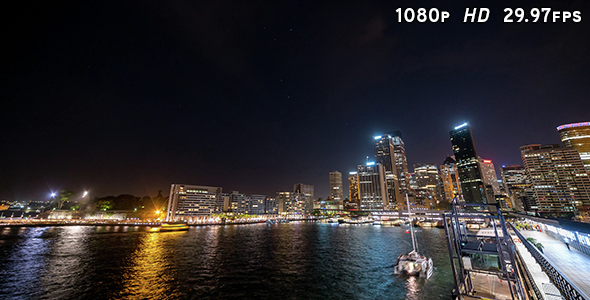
[3,0,590,201]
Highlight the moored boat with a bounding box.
[393,195,434,279]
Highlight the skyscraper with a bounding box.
[329,171,343,203]
[440,156,462,203]
[500,165,529,211]
[449,123,489,204]
[293,183,314,214]
[166,184,222,221]
[357,162,389,211]
[479,158,501,196]
[389,131,412,197]
[374,135,402,207]
[520,144,590,214]
[348,171,359,207]
[413,163,441,208]
[557,122,590,172]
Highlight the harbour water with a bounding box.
[0,222,454,299]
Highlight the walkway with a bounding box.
[519,229,590,298]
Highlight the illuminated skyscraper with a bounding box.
[374,135,402,206]
[293,183,314,214]
[479,158,501,195]
[501,165,529,211]
[166,184,222,221]
[357,162,389,211]
[389,131,412,196]
[348,171,359,207]
[440,156,462,203]
[449,123,489,203]
[557,122,590,171]
[520,144,590,214]
[413,163,440,208]
[329,171,343,202]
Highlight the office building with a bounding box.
[264,197,278,214]
[449,123,489,203]
[440,156,462,203]
[293,183,314,204]
[520,144,590,213]
[228,191,247,214]
[390,131,412,196]
[558,122,590,171]
[348,171,359,207]
[329,171,344,205]
[479,158,501,195]
[501,164,530,212]
[413,163,441,208]
[277,191,310,215]
[249,194,266,215]
[357,162,389,211]
[374,135,402,206]
[166,184,222,221]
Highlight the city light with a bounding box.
[83,191,88,197]
[50,192,56,197]
[556,122,590,131]
[367,162,375,166]
[454,123,468,130]
[482,159,492,163]
[374,135,381,140]
[349,171,357,175]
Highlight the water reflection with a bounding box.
[119,232,183,299]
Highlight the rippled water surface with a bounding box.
[0,223,454,299]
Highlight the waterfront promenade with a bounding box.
[519,229,590,298]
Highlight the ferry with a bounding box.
[149,223,189,232]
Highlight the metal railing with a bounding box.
[512,239,543,300]
[510,223,590,300]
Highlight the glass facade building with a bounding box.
[558,122,590,172]
[374,135,402,207]
[166,184,222,221]
[449,123,489,204]
[357,163,389,211]
[520,144,590,213]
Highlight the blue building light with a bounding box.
[374,135,382,140]
[367,162,375,166]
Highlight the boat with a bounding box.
[149,223,189,232]
[394,195,434,279]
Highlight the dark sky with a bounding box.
[3,0,590,201]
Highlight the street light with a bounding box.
[83,191,88,198]
[51,192,57,198]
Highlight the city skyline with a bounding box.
[3,1,590,201]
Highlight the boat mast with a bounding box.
[406,194,416,252]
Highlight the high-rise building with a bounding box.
[413,163,440,208]
[166,184,222,221]
[348,171,359,207]
[557,122,590,171]
[440,156,462,203]
[293,183,314,214]
[520,144,590,213]
[277,191,310,215]
[389,131,412,196]
[500,164,529,212]
[449,123,489,203]
[264,197,278,214]
[479,158,501,196]
[249,194,266,215]
[357,162,389,211]
[228,191,247,213]
[329,171,343,203]
[374,135,402,206]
